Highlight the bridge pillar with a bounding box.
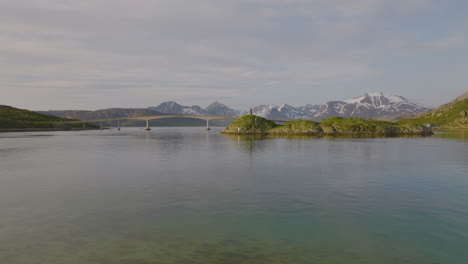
[117,120,120,131]
[83,122,86,130]
[205,119,211,130]
[145,120,151,131]
[100,121,103,131]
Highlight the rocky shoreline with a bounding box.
[222,115,433,136]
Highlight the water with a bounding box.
[0,128,467,264]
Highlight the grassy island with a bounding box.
[223,115,433,136]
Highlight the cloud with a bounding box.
[401,36,464,53]
[0,0,464,109]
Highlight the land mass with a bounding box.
[38,92,432,122]
[223,115,433,136]
[0,105,98,131]
[2,91,466,131]
[397,96,468,129]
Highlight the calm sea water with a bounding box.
[0,128,467,264]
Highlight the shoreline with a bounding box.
[0,128,99,132]
[223,115,434,137]
[221,130,433,136]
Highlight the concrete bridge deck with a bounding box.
[60,114,288,130]
[64,114,237,123]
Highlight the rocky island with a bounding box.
[223,115,433,136]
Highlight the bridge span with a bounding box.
[64,114,288,131]
[65,115,240,131]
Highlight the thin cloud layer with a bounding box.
[0,0,466,109]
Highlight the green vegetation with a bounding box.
[270,119,322,133]
[0,105,68,122]
[0,105,97,130]
[398,99,468,128]
[319,117,431,135]
[223,115,432,136]
[224,114,278,132]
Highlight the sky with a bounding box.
[0,0,467,110]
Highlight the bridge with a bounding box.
[65,115,239,131]
[64,114,288,131]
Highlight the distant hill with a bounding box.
[38,108,164,120]
[377,112,427,122]
[36,92,436,126]
[398,91,468,128]
[41,108,171,127]
[205,101,246,116]
[149,101,207,116]
[381,91,468,122]
[438,91,468,109]
[40,106,235,127]
[39,107,217,127]
[149,101,245,116]
[0,105,93,130]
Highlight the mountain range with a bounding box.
[148,101,247,117]
[312,92,432,120]
[38,92,433,122]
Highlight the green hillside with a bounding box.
[224,115,278,132]
[0,105,69,122]
[0,105,96,130]
[398,99,468,128]
[224,115,432,136]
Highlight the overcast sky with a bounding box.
[1,0,467,110]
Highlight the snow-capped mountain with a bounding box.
[150,101,207,116]
[205,102,247,116]
[150,101,246,116]
[252,104,321,120]
[250,93,431,121]
[312,92,432,120]
[148,92,431,121]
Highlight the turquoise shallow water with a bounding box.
[0,128,467,263]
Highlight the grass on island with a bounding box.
[224,115,432,135]
[223,114,278,132]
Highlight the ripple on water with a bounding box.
[0,128,467,264]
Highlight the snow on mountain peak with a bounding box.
[149,92,432,122]
[345,92,406,106]
[313,92,432,120]
[252,103,320,120]
[366,92,384,97]
[386,95,406,103]
[204,101,246,116]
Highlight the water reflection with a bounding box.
[221,132,432,141]
[433,129,468,140]
[0,128,467,264]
